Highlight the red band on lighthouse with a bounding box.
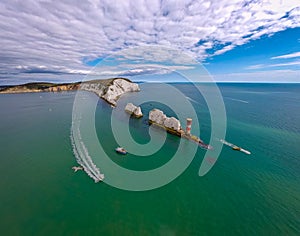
[186,118,192,135]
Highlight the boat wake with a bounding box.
[70,128,104,183]
[219,139,251,155]
[224,97,249,104]
[186,96,200,104]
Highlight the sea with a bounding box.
[0,83,299,235]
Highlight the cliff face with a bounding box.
[102,79,140,106]
[0,78,140,106]
[0,82,80,94]
[46,84,80,92]
[80,78,140,106]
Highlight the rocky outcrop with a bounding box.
[164,117,181,131]
[148,108,212,149]
[125,103,143,118]
[149,109,181,131]
[149,109,166,126]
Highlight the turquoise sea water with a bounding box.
[0,83,300,235]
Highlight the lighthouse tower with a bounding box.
[186,118,192,135]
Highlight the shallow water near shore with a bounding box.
[0,83,300,235]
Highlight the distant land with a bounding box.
[0,78,140,106]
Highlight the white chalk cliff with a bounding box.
[102,79,140,106]
[149,109,181,131]
[81,78,140,106]
[125,103,143,118]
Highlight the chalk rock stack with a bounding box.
[125,103,143,118]
[149,109,181,131]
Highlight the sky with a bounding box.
[0,0,300,84]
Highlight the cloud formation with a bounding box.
[271,51,300,59]
[215,69,300,82]
[0,0,300,83]
[247,61,300,70]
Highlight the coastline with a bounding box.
[0,78,140,106]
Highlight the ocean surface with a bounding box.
[0,83,300,235]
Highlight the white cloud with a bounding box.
[213,45,235,56]
[214,69,300,82]
[246,61,300,70]
[271,51,300,59]
[245,64,265,70]
[268,61,300,67]
[0,0,300,83]
[117,45,198,65]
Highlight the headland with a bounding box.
[0,78,140,106]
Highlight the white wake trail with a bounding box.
[70,127,104,183]
[186,96,200,104]
[224,97,249,104]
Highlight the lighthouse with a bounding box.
[186,118,192,135]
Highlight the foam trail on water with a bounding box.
[224,97,249,104]
[186,96,200,104]
[70,126,104,183]
[71,131,97,181]
[71,130,104,182]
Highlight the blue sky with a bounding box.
[207,28,300,73]
[205,27,300,82]
[0,0,299,84]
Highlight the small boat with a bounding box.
[220,139,251,155]
[232,146,241,151]
[115,147,127,155]
[72,166,83,172]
